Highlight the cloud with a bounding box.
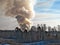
[0,16,19,30]
[33,12,60,21]
[32,12,60,27]
[36,0,56,9]
[32,20,60,27]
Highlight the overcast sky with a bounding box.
[32,0,60,27]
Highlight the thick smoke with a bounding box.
[1,0,35,31]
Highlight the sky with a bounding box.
[32,0,60,27]
[0,0,60,30]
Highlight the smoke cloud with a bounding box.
[0,0,35,31]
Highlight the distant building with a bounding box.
[31,26,37,31]
[43,24,47,31]
[37,24,41,30]
[37,24,40,27]
[53,26,57,31]
[48,26,52,31]
[40,24,43,30]
[58,25,60,31]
